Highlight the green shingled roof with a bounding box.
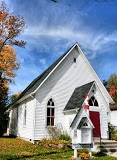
[63,81,94,111]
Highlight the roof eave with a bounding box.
[63,108,79,113]
[8,92,35,109]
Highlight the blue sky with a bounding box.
[3,0,117,94]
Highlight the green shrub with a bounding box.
[47,124,71,141]
[59,133,71,141]
[47,125,61,140]
[108,123,117,140]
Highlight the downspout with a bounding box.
[29,94,36,143]
[7,110,12,135]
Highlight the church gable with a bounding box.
[70,105,94,130]
[9,43,113,107]
[77,117,94,129]
[11,43,79,105]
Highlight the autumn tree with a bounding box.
[109,85,117,103]
[107,73,117,88]
[0,1,26,136]
[107,73,117,104]
[0,46,19,82]
[0,1,26,81]
[10,92,22,104]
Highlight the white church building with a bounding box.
[7,43,114,142]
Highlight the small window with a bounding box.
[89,96,98,107]
[23,104,27,126]
[83,122,88,126]
[73,58,76,63]
[47,99,55,126]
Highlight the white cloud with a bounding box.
[23,24,117,59]
[104,30,117,42]
[39,58,46,65]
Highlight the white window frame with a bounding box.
[47,98,55,126]
[89,96,98,107]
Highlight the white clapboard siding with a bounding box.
[79,46,113,105]
[34,47,109,140]
[95,89,109,139]
[64,113,76,135]
[9,108,18,136]
[17,98,35,140]
[34,100,46,139]
[110,111,117,128]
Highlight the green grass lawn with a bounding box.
[0,137,117,160]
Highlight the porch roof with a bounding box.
[63,81,94,111]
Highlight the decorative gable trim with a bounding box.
[93,81,111,112]
[70,106,94,129]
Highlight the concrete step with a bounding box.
[94,139,117,153]
[94,139,117,144]
[99,144,117,148]
[98,145,117,148]
[100,148,117,153]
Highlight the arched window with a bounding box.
[47,98,54,106]
[89,96,98,107]
[47,98,55,126]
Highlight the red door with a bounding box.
[89,111,101,138]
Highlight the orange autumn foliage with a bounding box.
[0,1,26,83]
[109,85,117,103]
[0,45,19,81]
[0,1,26,135]
[109,85,117,96]
[0,1,26,52]
[10,91,22,103]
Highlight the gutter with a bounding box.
[8,92,35,110]
[62,108,79,114]
[17,93,35,103]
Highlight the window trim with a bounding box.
[89,96,98,107]
[47,98,55,126]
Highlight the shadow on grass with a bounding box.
[93,152,107,157]
[0,149,72,160]
[1,134,16,138]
